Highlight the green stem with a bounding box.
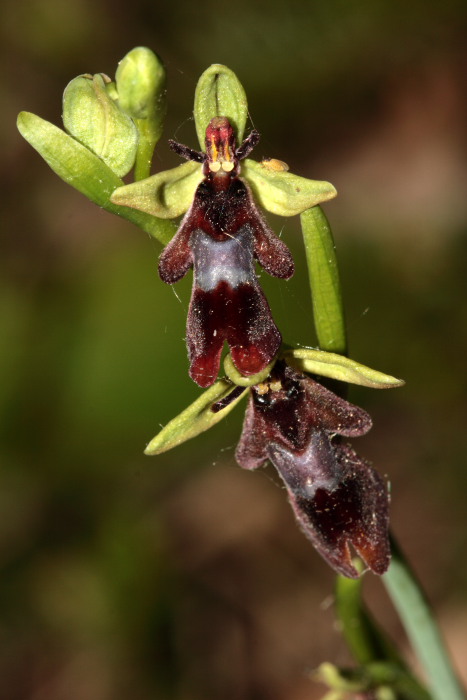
[336,571,432,700]
[133,119,157,181]
[383,537,465,700]
[302,204,466,700]
[336,569,399,666]
[300,205,347,354]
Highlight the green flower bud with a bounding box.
[116,47,167,180]
[116,47,166,122]
[63,73,138,177]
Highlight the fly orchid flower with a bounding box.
[158,117,295,387]
[235,361,391,578]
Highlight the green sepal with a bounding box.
[194,63,248,147]
[282,348,404,389]
[144,380,247,456]
[223,353,276,387]
[110,160,203,219]
[63,74,138,177]
[116,47,167,181]
[242,159,337,217]
[300,205,347,354]
[17,111,176,245]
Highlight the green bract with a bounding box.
[110,161,204,219]
[301,206,347,353]
[144,380,247,456]
[194,63,248,147]
[17,111,176,245]
[63,73,138,178]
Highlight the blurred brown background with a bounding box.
[2,0,467,698]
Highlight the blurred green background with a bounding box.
[2,0,467,698]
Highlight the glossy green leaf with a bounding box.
[17,111,176,245]
[242,159,337,217]
[63,74,138,177]
[194,64,248,147]
[300,205,347,353]
[282,348,404,389]
[144,380,247,456]
[116,47,167,181]
[110,160,203,219]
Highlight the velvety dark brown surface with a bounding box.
[235,363,389,577]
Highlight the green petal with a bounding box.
[144,380,247,456]
[242,158,337,216]
[194,64,248,148]
[17,112,176,245]
[282,348,404,389]
[110,160,203,219]
[301,205,347,354]
[63,74,138,177]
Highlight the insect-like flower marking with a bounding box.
[158,117,295,388]
[235,361,390,578]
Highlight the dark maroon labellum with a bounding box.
[235,361,390,578]
[159,117,295,387]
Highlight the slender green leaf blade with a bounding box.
[111,160,203,219]
[242,159,337,217]
[283,348,404,388]
[144,380,247,456]
[300,205,347,353]
[17,112,176,245]
[384,537,467,700]
[194,64,248,147]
